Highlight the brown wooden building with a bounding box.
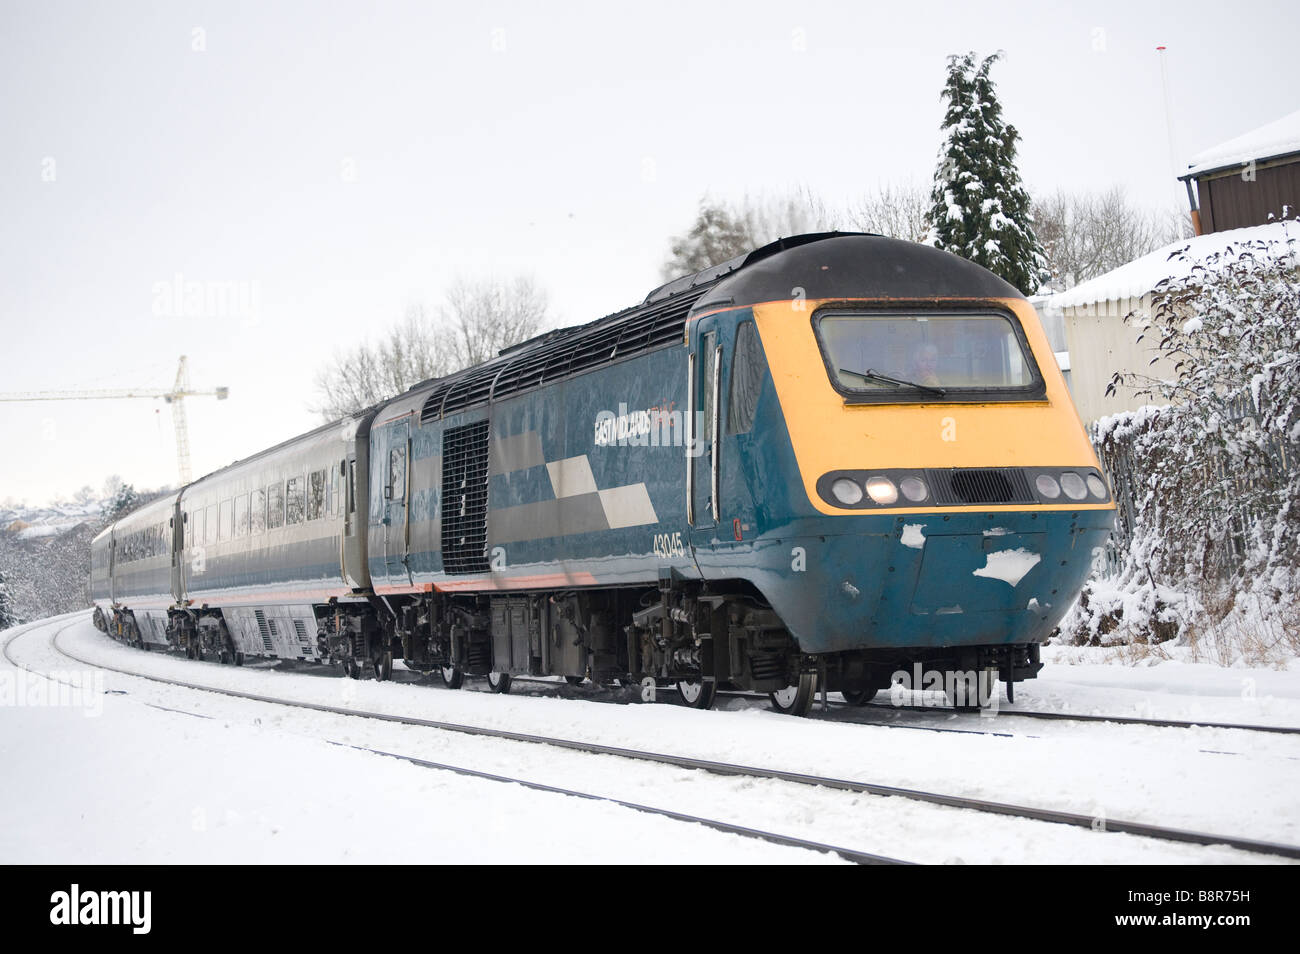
[1180,109,1300,235]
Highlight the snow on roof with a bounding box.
[1184,109,1300,178]
[1047,221,1296,310]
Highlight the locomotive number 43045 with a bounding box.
[653,532,685,559]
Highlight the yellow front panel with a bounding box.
[751,297,1112,516]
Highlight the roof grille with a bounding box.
[420,289,708,424]
[926,468,1035,506]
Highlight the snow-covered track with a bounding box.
[4,616,903,865]
[16,616,1300,862]
[861,701,1300,735]
[335,741,910,865]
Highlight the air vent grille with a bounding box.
[441,420,491,574]
[926,468,1036,506]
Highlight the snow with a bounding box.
[972,547,1041,586]
[4,612,1300,864]
[900,524,926,549]
[1047,221,1297,310]
[1185,109,1300,177]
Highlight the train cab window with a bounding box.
[388,447,406,501]
[267,482,285,530]
[308,470,326,520]
[814,311,1043,400]
[729,320,766,434]
[204,504,217,545]
[250,488,266,534]
[234,494,250,538]
[286,477,305,525]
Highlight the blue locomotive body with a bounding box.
[92,233,1114,714]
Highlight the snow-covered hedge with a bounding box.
[1060,226,1300,663]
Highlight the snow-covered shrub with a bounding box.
[1060,227,1300,662]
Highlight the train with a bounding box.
[91,232,1115,716]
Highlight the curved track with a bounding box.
[8,613,1299,862]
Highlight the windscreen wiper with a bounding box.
[839,368,946,397]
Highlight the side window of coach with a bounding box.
[286,476,305,525]
[250,488,266,535]
[204,504,217,546]
[234,494,249,538]
[388,446,406,501]
[308,470,326,520]
[267,482,285,530]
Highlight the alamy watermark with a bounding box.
[889,663,1000,715]
[593,403,706,457]
[152,273,261,325]
[0,670,104,717]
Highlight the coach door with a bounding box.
[688,318,722,536]
[383,419,413,586]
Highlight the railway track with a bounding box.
[712,687,1300,736]
[8,614,1299,863]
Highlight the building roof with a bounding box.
[1047,221,1295,310]
[1183,109,1300,179]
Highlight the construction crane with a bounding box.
[0,355,228,485]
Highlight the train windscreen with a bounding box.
[815,311,1041,397]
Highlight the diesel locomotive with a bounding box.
[91,233,1115,716]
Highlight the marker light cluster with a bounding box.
[830,474,931,507]
[819,466,1111,509]
[1034,471,1109,502]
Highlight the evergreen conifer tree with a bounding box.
[928,52,1048,294]
[0,568,19,630]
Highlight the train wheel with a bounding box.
[564,675,585,686]
[676,679,717,710]
[234,652,245,666]
[487,671,512,694]
[343,656,361,679]
[770,672,818,717]
[841,687,878,706]
[374,652,393,682]
[440,666,464,689]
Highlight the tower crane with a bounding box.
[0,355,228,485]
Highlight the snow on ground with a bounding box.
[2,613,1299,864]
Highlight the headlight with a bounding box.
[865,476,898,505]
[899,476,928,502]
[1035,474,1061,499]
[1086,474,1108,499]
[1060,472,1087,500]
[830,478,864,506]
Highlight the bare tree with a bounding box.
[661,198,755,280]
[1033,187,1175,290]
[661,189,842,280]
[740,186,840,246]
[312,277,550,420]
[845,182,932,242]
[440,276,550,368]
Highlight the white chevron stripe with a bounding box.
[546,456,598,498]
[598,484,658,529]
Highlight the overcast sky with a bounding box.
[2,0,1296,506]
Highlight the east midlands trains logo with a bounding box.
[50,885,151,934]
[593,403,704,456]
